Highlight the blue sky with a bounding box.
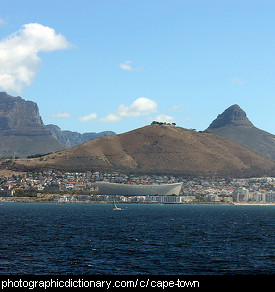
[0,0,274,134]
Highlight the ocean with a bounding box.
[0,203,274,275]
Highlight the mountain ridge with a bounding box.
[46,124,115,148]
[8,124,275,178]
[0,93,274,178]
[0,92,116,157]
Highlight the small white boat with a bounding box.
[113,200,121,210]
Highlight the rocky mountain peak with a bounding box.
[0,92,65,157]
[0,91,43,130]
[208,104,254,129]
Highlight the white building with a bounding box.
[232,188,249,202]
[204,193,219,202]
[146,195,183,203]
[252,192,264,202]
[240,188,249,202]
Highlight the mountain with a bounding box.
[46,124,115,148]
[0,92,65,158]
[9,124,275,178]
[208,104,253,128]
[206,104,275,160]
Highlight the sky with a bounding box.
[0,0,274,135]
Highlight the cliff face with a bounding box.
[207,104,275,160]
[0,92,65,157]
[0,92,43,132]
[46,124,115,148]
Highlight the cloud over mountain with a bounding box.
[46,113,71,119]
[153,114,176,124]
[100,97,158,122]
[0,23,71,93]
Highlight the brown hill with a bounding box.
[7,124,275,178]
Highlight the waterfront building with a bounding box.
[180,196,196,202]
[252,192,263,202]
[146,195,183,203]
[239,188,249,202]
[204,193,219,202]
[232,188,249,202]
[265,192,275,203]
[232,190,240,202]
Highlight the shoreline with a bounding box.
[0,197,274,205]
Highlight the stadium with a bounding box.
[96,182,182,196]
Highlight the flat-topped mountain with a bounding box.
[0,92,116,157]
[9,124,275,178]
[0,92,65,157]
[207,104,275,160]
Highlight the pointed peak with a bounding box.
[208,104,254,129]
[228,104,241,109]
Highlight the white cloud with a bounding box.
[119,61,134,71]
[100,97,158,122]
[153,114,176,124]
[170,104,184,112]
[119,60,143,72]
[230,78,243,85]
[78,113,98,122]
[46,112,71,118]
[0,23,71,93]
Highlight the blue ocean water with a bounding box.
[0,203,274,275]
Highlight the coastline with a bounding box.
[231,202,275,206]
[0,196,274,205]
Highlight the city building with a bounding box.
[204,193,219,202]
[265,192,275,203]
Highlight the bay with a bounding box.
[0,203,274,275]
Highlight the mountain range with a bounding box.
[0,92,274,178]
[0,92,115,157]
[10,124,275,178]
[45,124,115,148]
